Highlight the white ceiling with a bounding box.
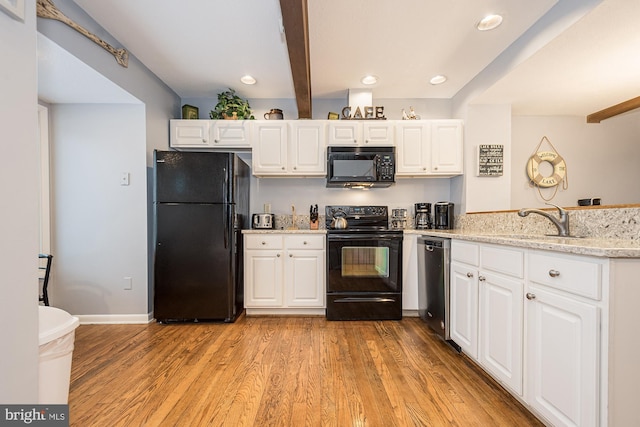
[39,0,640,118]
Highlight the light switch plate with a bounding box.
[120,172,130,186]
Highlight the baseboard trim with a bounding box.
[76,313,153,325]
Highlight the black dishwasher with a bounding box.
[417,236,452,341]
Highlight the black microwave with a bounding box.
[326,146,395,188]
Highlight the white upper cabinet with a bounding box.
[169,119,210,148]
[395,120,463,177]
[430,120,463,175]
[327,121,361,145]
[395,121,430,175]
[210,120,252,147]
[327,121,395,146]
[169,120,251,148]
[252,121,326,176]
[363,121,394,145]
[289,121,327,175]
[251,122,288,174]
[170,118,463,178]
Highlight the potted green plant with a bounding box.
[209,88,255,120]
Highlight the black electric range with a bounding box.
[325,205,403,320]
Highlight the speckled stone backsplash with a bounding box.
[273,215,326,230]
[457,207,640,240]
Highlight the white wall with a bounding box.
[461,105,513,213]
[249,175,452,221]
[37,0,180,316]
[0,0,40,403]
[50,104,149,317]
[511,112,640,208]
[182,96,453,122]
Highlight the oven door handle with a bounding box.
[327,234,401,241]
[333,297,397,303]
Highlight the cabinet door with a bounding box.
[526,285,599,427]
[285,249,325,307]
[210,120,251,147]
[450,261,479,359]
[252,122,288,175]
[363,121,394,145]
[170,120,210,148]
[328,122,361,145]
[395,122,430,176]
[290,121,326,175]
[478,271,523,395]
[244,250,283,307]
[430,120,463,175]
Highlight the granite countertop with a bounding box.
[404,229,640,258]
[243,229,327,234]
[242,228,640,257]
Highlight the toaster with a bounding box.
[252,213,275,229]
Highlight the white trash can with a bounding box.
[38,306,80,404]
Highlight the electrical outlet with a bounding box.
[120,172,130,186]
[123,276,132,290]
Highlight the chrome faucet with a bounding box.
[518,203,570,237]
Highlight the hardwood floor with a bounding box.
[69,315,543,426]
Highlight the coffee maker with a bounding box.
[414,203,432,229]
[434,202,454,229]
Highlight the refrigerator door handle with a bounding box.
[223,167,228,203]
[223,204,229,249]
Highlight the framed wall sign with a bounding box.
[477,144,504,176]
[0,0,25,21]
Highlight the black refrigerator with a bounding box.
[153,150,249,323]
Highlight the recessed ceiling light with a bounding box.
[477,14,503,31]
[430,75,447,85]
[240,75,256,85]
[361,75,378,85]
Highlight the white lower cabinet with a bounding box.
[525,250,603,427]
[525,285,599,427]
[244,233,325,314]
[244,235,284,307]
[450,240,524,396]
[479,270,523,395]
[450,241,612,427]
[450,259,479,358]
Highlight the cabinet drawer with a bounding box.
[245,234,283,250]
[452,240,479,266]
[481,245,524,279]
[285,235,324,250]
[528,251,604,300]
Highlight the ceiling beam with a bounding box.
[587,96,640,123]
[279,0,312,119]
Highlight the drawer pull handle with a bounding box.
[261,241,266,245]
[289,254,292,258]
[549,269,560,278]
[478,276,486,282]
[526,293,536,300]
[277,253,281,257]
[303,241,307,245]
[466,272,474,278]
